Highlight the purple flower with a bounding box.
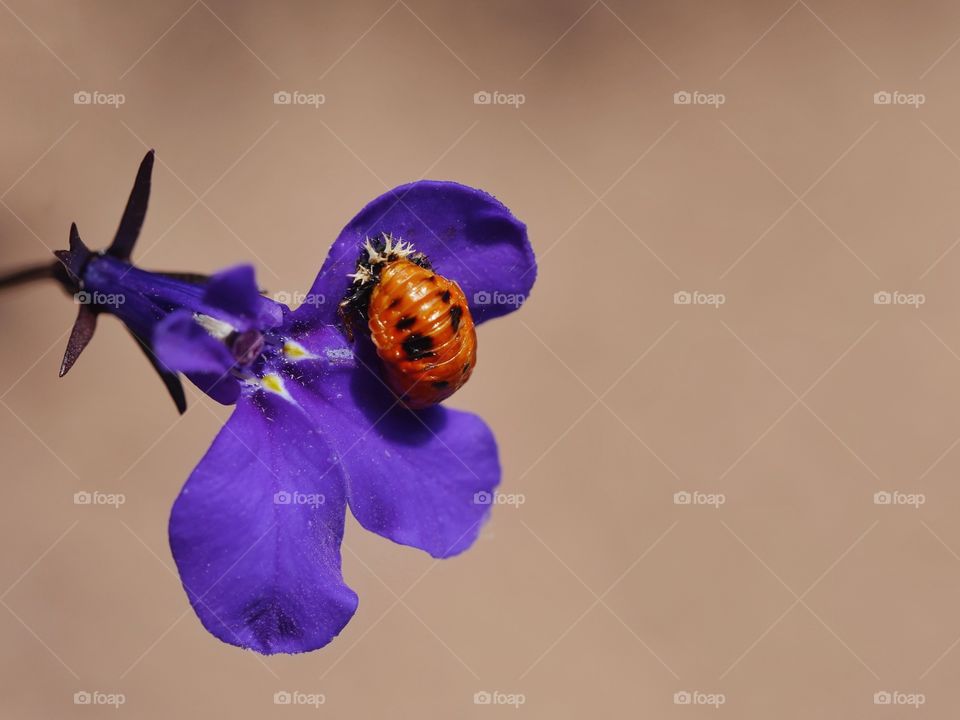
[47,153,535,653]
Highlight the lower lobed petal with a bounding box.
[286,326,501,559]
[169,391,357,654]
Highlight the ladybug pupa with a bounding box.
[338,233,477,409]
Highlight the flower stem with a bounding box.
[0,261,61,291]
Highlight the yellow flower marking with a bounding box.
[260,373,292,401]
[283,340,316,361]
[245,372,296,404]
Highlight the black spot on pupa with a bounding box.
[402,333,434,360]
[432,380,449,389]
[449,305,463,332]
[440,290,451,304]
[427,275,437,283]
[411,252,432,270]
[388,297,401,309]
[462,362,470,373]
[396,316,416,331]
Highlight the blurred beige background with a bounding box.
[3,0,960,716]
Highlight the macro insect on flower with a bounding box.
[0,152,536,654]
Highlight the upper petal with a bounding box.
[296,181,535,327]
[169,391,357,654]
[203,264,283,330]
[286,326,500,558]
[153,310,235,376]
[152,310,241,405]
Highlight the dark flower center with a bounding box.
[231,329,265,365]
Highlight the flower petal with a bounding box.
[287,327,500,558]
[153,310,235,375]
[183,370,241,405]
[297,181,535,327]
[169,391,358,654]
[203,264,282,329]
[152,310,241,405]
